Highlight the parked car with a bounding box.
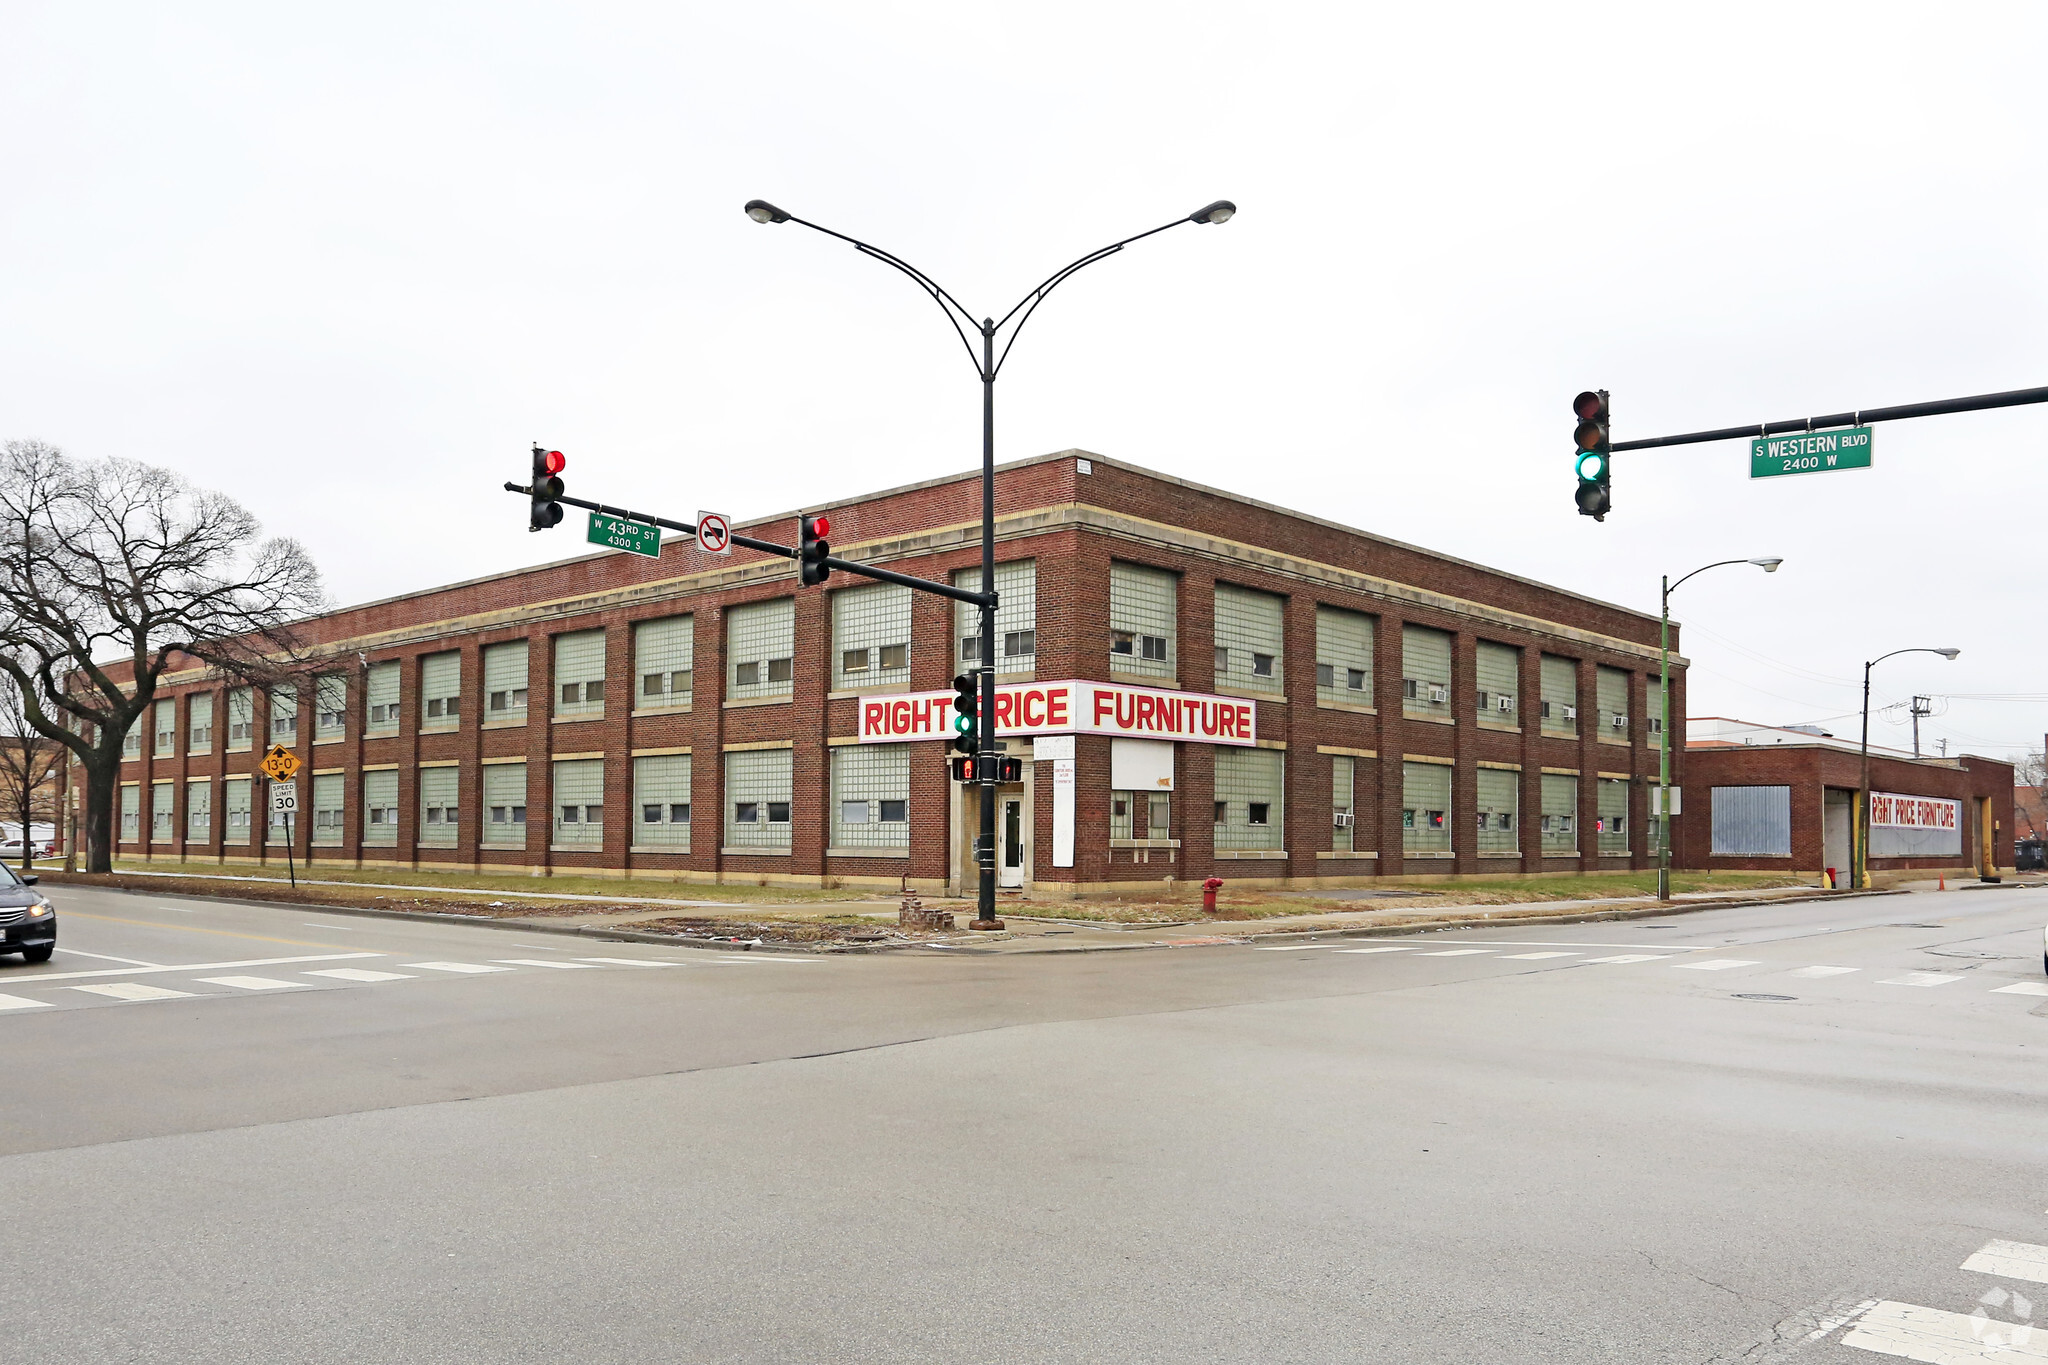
[2017,838,2045,872]
[0,838,58,859]
[0,863,54,964]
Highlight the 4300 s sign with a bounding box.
[858,679,1257,746]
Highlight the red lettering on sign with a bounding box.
[1237,704,1254,739]
[1048,689,1068,727]
[890,700,911,735]
[1022,690,1046,728]
[1136,694,1156,728]
[1094,690,1115,726]
[995,691,1016,728]
[865,702,885,737]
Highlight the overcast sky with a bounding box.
[4,2,2043,763]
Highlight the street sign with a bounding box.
[260,744,300,781]
[696,511,732,556]
[587,512,661,558]
[1750,426,1873,479]
[269,781,298,814]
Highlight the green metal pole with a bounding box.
[1657,575,1671,900]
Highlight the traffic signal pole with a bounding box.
[976,321,1001,931]
[1606,383,2048,454]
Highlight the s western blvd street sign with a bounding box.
[1750,426,1873,478]
[588,512,661,557]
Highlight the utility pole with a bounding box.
[1909,696,1932,759]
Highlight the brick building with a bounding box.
[88,451,1689,895]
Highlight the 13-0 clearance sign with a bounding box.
[858,679,1257,746]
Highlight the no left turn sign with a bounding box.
[696,512,732,556]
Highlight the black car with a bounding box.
[2017,839,2045,873]
[0,864,55,963]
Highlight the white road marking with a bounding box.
[55,949,163,967]
[1420,949,1493,957]
[0,993,52,1011]
[1500,951,1578,960]
[1962,1239,2048,1285]
[711,955,820,964]
[1581,954,1670,964]
[1252,944,1338,951]
[492,959,600,969]
[304,968,414,983]
[404,962,513,974]
[1878,972,1966,988]
[68,982,199,1002]
[197,976,302,991]
[1417,940,1707,950]
[1332,946,1418,955]
[1993,982,2048,997]
[1789,965,1861,978]
[575,957,688,967]
[1841,1298,2046,1359]
[14,953,386,984]
[1674,959,1761,971]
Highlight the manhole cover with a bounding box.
[1734,993,1798,1002]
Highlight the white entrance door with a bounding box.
[999,798,1025,889]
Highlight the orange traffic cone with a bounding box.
[1938,874,1946,891]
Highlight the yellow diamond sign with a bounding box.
[260,744,300,782]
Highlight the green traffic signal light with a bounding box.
[1575,450,1606,481]
[1572,389,1611,521]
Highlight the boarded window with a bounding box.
[551,758,605,844]
[833,583,912,690]
[1476,641,1519,723]
[120,784,141,840]
[727,600,795,701]
[419,653,462,729]
[270,687,298,741]
[418,767,459,847]
[223,777,252,845]
[1475,768,1518,854]
[553,630,607,717]
[1540,773,1578,853]
[482,763,528,847]
[153,698,175,756]
[313,674,347,739]
[1710,785,1791,856]
[1331,755,1355,852]
[953,560,1037,672]
[1402,626,1452,718]
[362,771,400,848]
[1213,747,1283,851]
[1596,778,1630,855]
[634,617,693,709]
[1109,562,1176,679]
[365,662,401,733]
[832,743,910,851]
[1315,607,1375,706]
[1596,666,1630,741]
[185,778,211,841]
[150,780,174,840]
[725,748,793,850]
[483,640,530,718]
[311,773,344,846]
[1215,584,1285,693]
[634,754,692,850]
[1539,655,1579,737]
[1401,761,1452,854]
[187,693,215,752]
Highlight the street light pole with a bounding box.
[744,198,1236,930]
[1657,557,1782,900]
[1856,646,1960,889]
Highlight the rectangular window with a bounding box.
[1645,677,1668,739]
[416,766,459,847]
[269,687,298,742]
[1401,761,1452,854]
[954,560,1037,673]
[1596,777,1630,855]
[725,748,793,850]
[223,777,252,845]
[1476,641,1519,724]
[1109,562,1176,680]
[1401,625,1452,719]
[551,758,605,845]
[633,754,692,850]
[1476,768,1518,854]
[833,583,912,691]
[420,653,461,730]
[122,717,142,759]
[1215,584,1285,694]
[185,778,212,841]
[633,617,693,710]
[187,692,214,753]
[1331,755,1355,852]
[227,685,256,748]
[727,599,795,702]
[1110,790,1134,841]
[553,629,607,718]
[1315,607,1375,707]
[362,770,400,848]
[311,773,343,846]
[120,785,141,841]
[1146,793,1170,840]
[1710,785,1792,856]
[365,661,401,733]
[1214,747,1284,851]
[1540,773,1578,854]
[832,743,910,851]
[483,640,531,720]
[153,698,175,757]
[150,780,174,841]
[482,763,528,847]
[1539,655,1579,738]
[1596,665,1630,741]
[314,674,347,739]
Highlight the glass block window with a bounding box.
[552,758,605,845]
[152,698,175,757]
[420,652,462,730]
[223,777,252,845]
[269,686,298,742]
[185,778,211,841]
[365,662,401,734]
[1596,778,1630,855]
[1110,791,1135,840]
[187,692,214,753]
[150,780,174,841]
[227,686,256,749]
[1540,773,1578,854]
[1110,562,1176,679]
[418,767,459,847]
[1215,584,1284,693]
[832,743,910,851]
[482,763,528,847]
[833,583,912,691]
[1476,768,1518,854]
[122,717,141,759]
[634,755,692,849]
[120,785,140,840]
[634,617,693,709]
[1147,793,1171,840]
[1596,666,1630,741]
[1315,608,1375,706]
[1401,761,1452,854]
[553,630,607,717]
[315,674,347,739]
[954,560,1038,673]
[1539,655,1579,737]
[362,771,400,848]
[1213,747,1283,851]
[1401,626,1453,719]
[484,641,530,720]
[311,773,344,846]
[1476,642,1519,724]
[1331,755,1355,852]
[727,600,795,702]
[725,748,793,850]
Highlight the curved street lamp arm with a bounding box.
[989,216,1190,378]
[1665,558,1754,598]
[1865,646,1954,670]
[783,215,984,375]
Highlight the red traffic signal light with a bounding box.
[529,445,567,532]
[542,449,565,476]
[799,513,832,586]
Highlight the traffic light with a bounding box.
[799,514,832,586]
[948,754,975,782]
[948,754,1022,782]
[950,672,978,756]
[529,446,566,532]
[1572,390,1611,520]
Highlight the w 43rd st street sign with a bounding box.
[588,512,661,558]
[1751,426,1873,479]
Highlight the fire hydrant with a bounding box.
[1201,876,1225,914]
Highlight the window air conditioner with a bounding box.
[1495,695,1514,712]
[1428,685,1449,703]
[1562,705,1577,721]
[1610,714,1628,730]
[1332,811,1353,828]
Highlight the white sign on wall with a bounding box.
[859,679,1256,746]
[1110,738,1175,791]
[1869,792,1959,830]
[1051,759,1075,868]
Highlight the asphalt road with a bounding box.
[2,881,2045,1363]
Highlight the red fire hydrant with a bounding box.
[1202,876,1225,914]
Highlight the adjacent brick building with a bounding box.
[88,450,1691,895]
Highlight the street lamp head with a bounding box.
[1189,199,1236,226]
[744,199,791,225]
[1750,557,1784,572]
[1937,647,1961,660]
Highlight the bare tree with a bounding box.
[0,675,65,872]
[0,440,327,872]
[2017,749,2048,842]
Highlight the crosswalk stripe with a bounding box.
[68,982,198,1002]
[197,976,301,991]
[1581,954,1669,964]
[1961,1239,2048,1285]
[304,968,414,983]
[1420,949,1492,957]
[1878,972,1966,988]
[0,992,52,1010]
[1252,944,1336,951]
[1789,965,1861,978]
[404,962,513,974]
[575,957,688,967]
[1332,946,1417,955]
[1993,982,2048,997]
[1500,951,1578,960]
[1674,959,1761,971]
[492,959,600,969]
[1841,1297,2048,1359]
